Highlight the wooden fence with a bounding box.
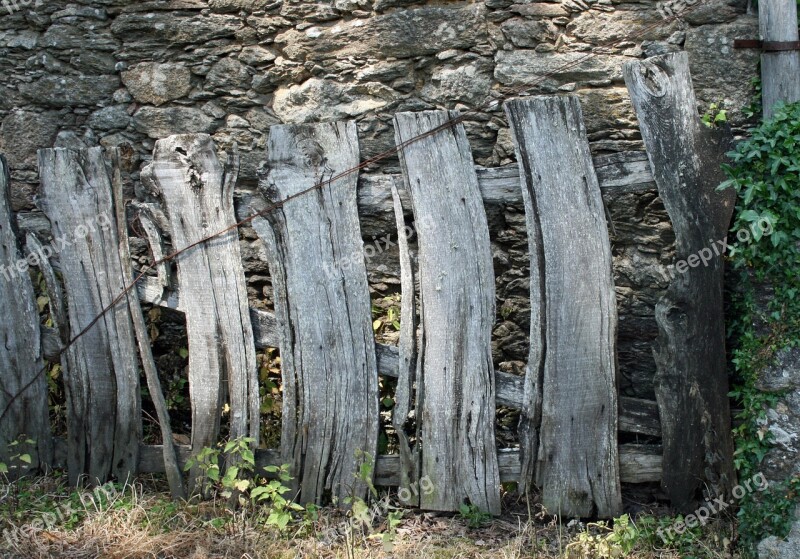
[0,52,735,517]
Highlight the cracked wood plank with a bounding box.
[0,155,51,474]
[394,110,501,515]
[140,135,259,491]
[624,52,736,511]
[38,147,140,485]
[251,121,379,505]
[505,96,622,518]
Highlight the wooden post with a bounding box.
[251,122,380,505]
[140,135,259,492]
[38,147,141,486]
[394,110,501,515]
[624,52,736,511]
[504,96,622,518]
[760,0,800,119]
[0,155,51,474]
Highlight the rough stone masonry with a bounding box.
[0,0,761,464]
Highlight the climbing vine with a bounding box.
[720,101,800,555]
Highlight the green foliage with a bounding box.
[458,503,491,529]
[719,101,800,556]
[566,515,638,558]
[184,437,303,532]
[701,101,728,128]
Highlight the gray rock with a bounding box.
[239,45,277,66]
[121,62,193,106]
[494,50,631,86]
[273,78,397,122]
[0,109,60,169]
[758,347,800,393]
[275,4,488,61]
[132,106,220,138]
[759,521,800,559]
[19,75,120,107]
[88,106,131,132]
[421,61,493,106]
[111,13,240,44]
[206,58,252,91]
[686,18,760,123]
[500,18,557,48]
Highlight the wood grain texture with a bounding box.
[624,52,736,511]
[505,96,622,518]
[38,147,141,485]
[0,156,51,473]
[394,110,501,515]
[110,151,185,500]
[251,121,379,504]
[140,135,259,490]
[759,0,800,118]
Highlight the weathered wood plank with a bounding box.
[618,397,662,437]
[127,442,661,485]
[251,121,379,504]
[0,156,51,474]
[140,135,259,491]
[394,110,501,515]
[38,147,141,485]
[390,184,419,505]
[759,0,800,119]
[110,151,185,500]
[624,52,736,511]
[505,96,622,518]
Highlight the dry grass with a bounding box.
[0,476,740,559]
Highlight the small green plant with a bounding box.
[0,437,33,480]
[458,503,491,529]
[702,101,728,128]
[184,437,303,531]
[566,514,639,558]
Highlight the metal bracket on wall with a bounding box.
[733,39,800,51]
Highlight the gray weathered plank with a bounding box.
[759,0,800,119]
[140,135,259,491]
[390,184,419,505]
[127,442,661,485]
[110,150,185,500]
[38,147,141,485]
[0,156,51,474]
[394,110,501,515]
[251,121,379,505]
[624,52,736,511]
[505,96,622,518]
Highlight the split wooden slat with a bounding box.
[0,155,51,474]
[140,135,259,490]
[394,110,501,515]
[759,0,800,118]
[38,147,141,485]
[251,121,379,504]
[505,96,622,518]
[624,52,736,511]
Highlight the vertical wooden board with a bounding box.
[393,111,501,515]
[0,155,51,473]
[504,96,622,518]
[759,0,800,119]
[624,52,736,511]
[37,147,140,485]
[251,121,379,504]
[140,135,259,487]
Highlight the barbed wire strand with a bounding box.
[1,2,706,423]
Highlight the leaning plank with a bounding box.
[251,121,379,505]
[0,155,51,474]
[110,151,185,500]
[394,110,501,515]
[624,52,736,511]
[38,147,140,485]
[140,135,259,491]
[124,442,661,485]
[505,96,622,518]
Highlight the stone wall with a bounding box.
[0,0,759,399]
